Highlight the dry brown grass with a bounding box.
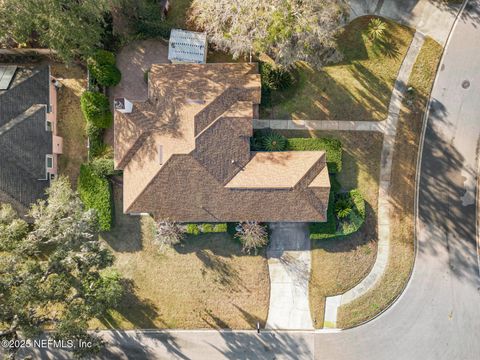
[278,130,382,328]
[337,37,443,328]
[51,64,88,187]
[264,17,414,121]
[90,184,270,330]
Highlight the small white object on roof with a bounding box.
[0,65,17,90]
[168,29,207,64]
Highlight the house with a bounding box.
[168,29,207,64]
[0,65,63,215]
[114,63,330,222]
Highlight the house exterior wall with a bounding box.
[48,73,62,176]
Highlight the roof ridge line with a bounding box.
[194,99,251,140]
[0,104,45,137]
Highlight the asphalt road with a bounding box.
[315,1,480,359]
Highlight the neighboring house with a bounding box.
[168,29,207,64]
[114,63,330,222]
[0,65,63,215]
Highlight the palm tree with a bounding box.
[367,18,388,42]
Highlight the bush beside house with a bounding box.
[87,50,121,87]
[310,189,365,240]
[185,223,228,235]
[78,163,113,231]
[80,91,113,129]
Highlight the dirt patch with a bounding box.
[51,64,88,187]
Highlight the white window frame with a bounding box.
[46,155,54,169]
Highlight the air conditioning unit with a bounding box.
[49,173,56,181]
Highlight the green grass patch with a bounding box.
[262,16,415,121]
[78,163,113,231]
[285,138,342,173]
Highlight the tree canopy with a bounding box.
[0,177,122,358]
[189,0,347,67]
[0,0,112,62]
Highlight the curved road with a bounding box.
[315,1,480,359]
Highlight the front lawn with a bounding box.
[277,130,382,328]
[51,64,88,186]
[91,185,270,329]
[262,17,415,121]
[337,37,443,328]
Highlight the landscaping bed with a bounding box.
[92,185,270,329]
[261,17,415,121]
[336,37,443,328]
[276,130,382,328]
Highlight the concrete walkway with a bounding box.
[349,0,459,46]
[266,223,314,330]
[322,31,426,328]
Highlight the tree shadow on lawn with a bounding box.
[97,278,166,330]
[102,183,143,252]
[267,60,392,121]
[174,234,259,293]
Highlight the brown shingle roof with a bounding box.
[114,63,330,222]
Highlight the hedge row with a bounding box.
[87,50,121,87]
[309,188,365,240]
[81,91,113,129]
[78,163,113,231]
[185,223,228,235]
[285,138,342,173]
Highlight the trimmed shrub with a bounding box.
[310,189,365,240]
[213,223,228,233]
[90,158,118,177]
[88,50,121,87]
[81,91,113,129]
[78,164,113,231]
[186,224,200,235]
[286,138,342,173]
[262,131,287,151]
[185,223,228,235]
[86,123,107,159]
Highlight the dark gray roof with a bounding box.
[0,66,51,213]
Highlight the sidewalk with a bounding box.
[323,30,426,328]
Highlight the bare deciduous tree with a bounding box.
[189,0,347,68]
[154,220,185,251]
[235,222,269,254]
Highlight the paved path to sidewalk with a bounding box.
[322,31,426,328]
[349,0,459,45]
[266,223,314,330]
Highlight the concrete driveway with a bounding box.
[266,223,314,330]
